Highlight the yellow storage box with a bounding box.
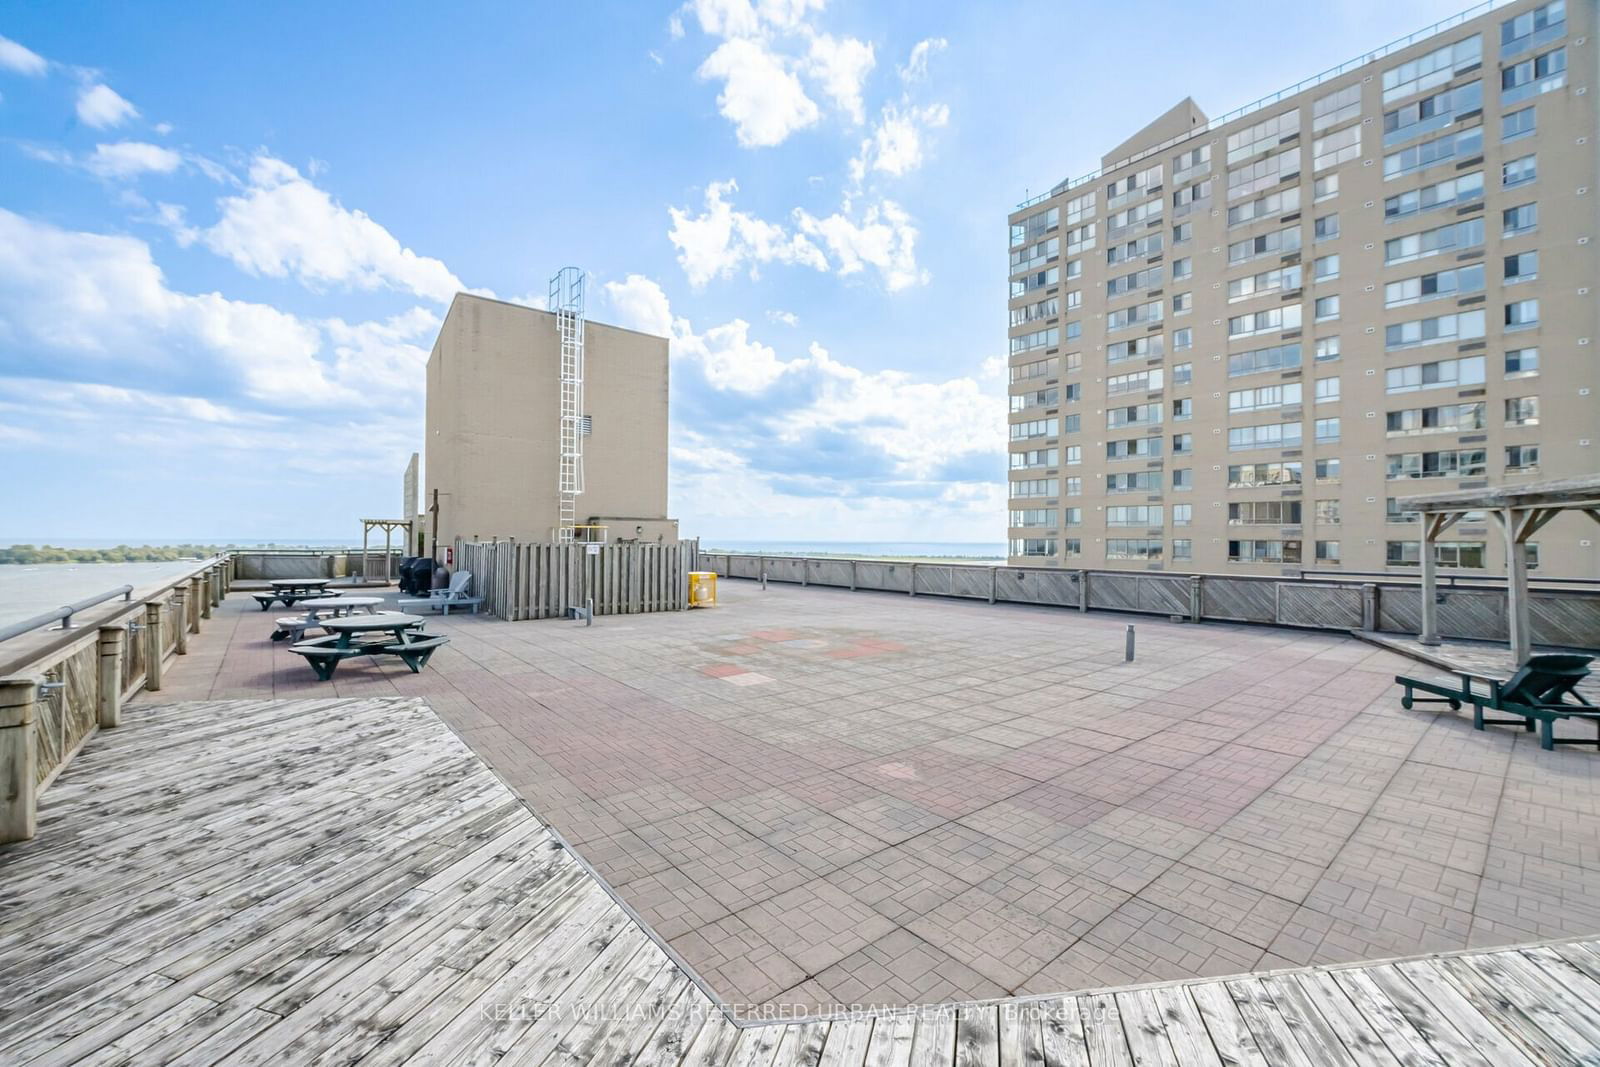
[688,571,717,608]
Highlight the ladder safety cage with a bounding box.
[548,266,587,544]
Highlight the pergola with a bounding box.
[1399,475,1600,664]
[359,519,413,584]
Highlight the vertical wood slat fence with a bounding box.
[455,540,699,621]
[697,553,1600,649]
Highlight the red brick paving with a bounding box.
[143,579,1600,1015]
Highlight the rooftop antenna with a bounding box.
[549,266,586,544]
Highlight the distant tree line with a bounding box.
[1,544,246,565]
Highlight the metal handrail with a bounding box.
[0,586,135,644]
[1015,0,1511,211]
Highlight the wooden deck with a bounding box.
[4,694,1600,1066]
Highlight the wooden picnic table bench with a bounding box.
[286,612,448,680]
[271,596,385,642]
[253,588,344,611]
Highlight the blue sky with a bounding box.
[0,0,1470,544]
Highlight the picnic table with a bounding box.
[287,612,448,680]
[253,584,343,611]
[270,578,332,594]
[271,596,385,643]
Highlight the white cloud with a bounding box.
[0,208,444,408]
[667,178,827,287]
[0,34,48,76]
[850,101,948,181]
[200,155,470,304]
[604,274,1004,537]
[804,34,874,124]
[898,37,946,83]
[86,141,183,179]
[697,38,819,148]
[76,83,138,128]
[795,199,926,290]
[766,309,799,327]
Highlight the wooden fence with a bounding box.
[697,553,1600,650]
[1,555,232,842]
[455,540,699,621]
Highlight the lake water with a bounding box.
[0,561,207,628]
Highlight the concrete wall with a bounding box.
[425,294,672,549]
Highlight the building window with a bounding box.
[1383,81,1483,147]
[1386,355,1486,393]
[1503,203,1538,237]
[1107,368,1164,395]
[1229,500,1303,525]
[1063,508,1083,526]
[1228,305,1302,340]
[1010,509,1055,528]
[1385,402,1487,436]
[1172,292,1193,315]
[1065,445,1082,465]
[1173,222,1193,245]
[1229,265,1301,303]
[1315,295,1340,322]
[1316,458,1341,482]
[1315,540,1341,563]
[1010,449,1057,470]
[1228,421,1302,451]
[1065,259,1082,280]
[1105,538,1163,561]
[1504,251,1538,285]
[1065,476,1082,495]
[1172,539,1193,562]
[1314,214,1340,241]
[1228,461,1301,488]
[1229,342,1302,377]
[1316,376,1341,402]
[1011,538,1058,558]
[1174,504,1193,525]
[1382,35,1482,104]
[1314,174,1339,202]
[1315,418,1341,443]
[1063,414,1082,433]
[1502,106,1537,142]
[1505,444,1541,473]
[1313,83,1362,132]
[1501,47,1567,105]
[1228,383,1302,412]
[1383,127,1483,180]
[1314,255,1340,282]
[1228,224,1301,266]
[1386,448,1486,479]
[1503,154,1537,188]
[1315,337,1341,363]
[1502,1,1567,58]
[1385,218,1484,265]
[1229,539,1303,564]
[1173,362,1193,386]
[1316,499,1341,525]
[1172,257,1192,281]
[1505,299,1539,330]
[1173,468,1193,490]
[1385,264,1486,308]
[1107,336,1164,364]
[1387,541,1485,569]
[1505,347,1540,377]
[1172,328,1193,350]
[1173,433,1194,454]
[1505,396,1540,426]
[1384,172,1484,220]
[1107,505,1164,527]
[1313,125,1361,171]
[1010,418,1059,441]
[1385,310,1486,351]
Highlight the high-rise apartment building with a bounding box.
[1007,0,1597,577]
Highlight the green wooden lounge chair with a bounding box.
[1398,654,1596,751]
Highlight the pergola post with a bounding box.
[361,524,370,585]
[1418,512,1440,646]
[1501,506,1532,666]
[384,524,393,584]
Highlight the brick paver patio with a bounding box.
[149,579,1600,1015]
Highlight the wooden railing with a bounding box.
[0,554,232,843]
[455,539,699,621]
[697,553,1600,650]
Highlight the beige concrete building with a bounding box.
[424,293,676,550]
[1008,0,1598,577]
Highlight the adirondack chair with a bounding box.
[1398,654,1596,750]
[397,570,483,615]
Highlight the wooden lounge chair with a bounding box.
[1398,653,1596,751]
[398,571,483,616]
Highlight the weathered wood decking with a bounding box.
[4,695,1600,1066]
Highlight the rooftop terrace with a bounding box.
[5,576,1600,1062]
